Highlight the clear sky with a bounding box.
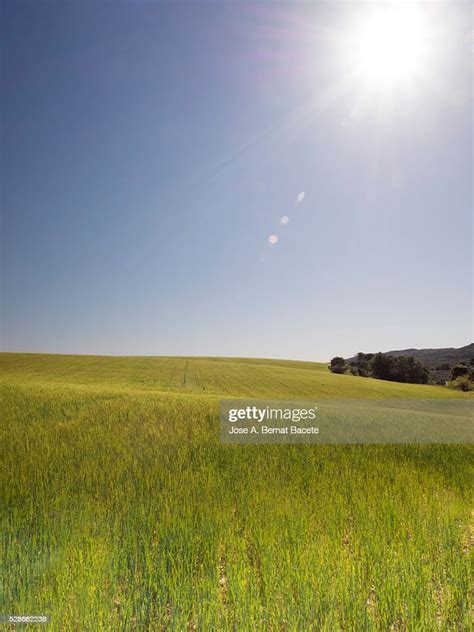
[1,1,472,361]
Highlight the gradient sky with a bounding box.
[1,1,472,361]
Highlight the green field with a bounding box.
[1,353,473,630]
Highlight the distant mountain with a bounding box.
[347,344,474,384]
[379,344,474,368]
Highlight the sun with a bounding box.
[352,5,429,87]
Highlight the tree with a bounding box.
[369,353,428,384]
[370,353,396,381]
[451,364,469,380]
[392,356,429,384]
[329,357,348,374]
[352,352,373,377]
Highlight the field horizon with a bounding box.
[2,351,472,398]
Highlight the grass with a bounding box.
[1,353,472,630]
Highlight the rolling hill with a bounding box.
[380,343,474,367]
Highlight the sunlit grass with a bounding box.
[1,353,472,629]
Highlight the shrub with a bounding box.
[448,375,473,392]
[329,357,348,374]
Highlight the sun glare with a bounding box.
[352,5,429,87]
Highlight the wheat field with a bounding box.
[1,353,472,630]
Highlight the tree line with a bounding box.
[329,352,474,389]
[330,352,429,384]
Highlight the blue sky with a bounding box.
[2,1,472,360]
